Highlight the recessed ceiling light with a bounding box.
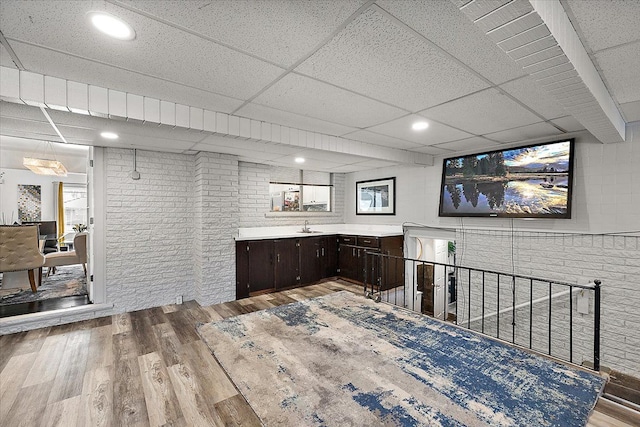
[100,131,119,140]
[88,12,136,41]
[295,157,305,164]
[412,121,429,131]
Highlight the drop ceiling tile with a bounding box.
[330,163,374,173]
[8,41,243,113]
[410,145,455,156]
[594,43,640,104]
[365,114,473,145]
[0,1,284,100]
[565,0,640,52]
[349,159,399,169]
[235,103,356,138]
[117,0,365,67]
[483,122,562,143]
[421,88,542,135]
[342,129,421,150]
[499,76,567,120]
[295,7,489,111]
[253,73,406,128]
[550,116,586,132]
[432,136,500,153]
[0,43,17,68]
[378,0,526,85]
[620,100,640,122]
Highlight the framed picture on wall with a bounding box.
[356,177,396,215]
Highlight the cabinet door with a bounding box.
[274,239,299,290]
[236,241,250,299]
[380,236,404,291]
[248,240,274,293]
[359,247,380,286]
[339,244,358,281]
[323,237,338,277]
[300,237,322,284]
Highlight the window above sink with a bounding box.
[269,171,333,213]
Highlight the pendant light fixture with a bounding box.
[23,141,68,176]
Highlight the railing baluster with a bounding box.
[364,250,368,296]
[481,271,485,334]
[455,268,458,324]
[529,279,533,350]
[413,260,416,312]
[468,269,471,329]
[569,285,573,364]
[410,261,422,312]
[444,265,448,321]
[594,280,601,371]
[512,276,516,344]
[378,253,382,298]
[357,252,600,371]
[497,274,500,340]
[395,255,398,307]
[548,281,552,356]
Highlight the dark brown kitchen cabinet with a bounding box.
[274,239,299,289]
[339,235,403,289]
[380,235,404,290]
[236,234,402,300]
[235,241,250,299]
[300,236,338,283]
[338,236,358,281]
[236,240,276,298]
[247,240,275,293]
[324,237,338,277]
[300,237,323,284]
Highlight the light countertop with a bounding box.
[235,224,403,241]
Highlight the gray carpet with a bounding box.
[0,265,87,305]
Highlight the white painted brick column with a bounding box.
[194,152,239,305]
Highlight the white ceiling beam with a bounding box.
[456,0,626,143]
[0,66,433,166]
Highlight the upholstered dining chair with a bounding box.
[43,232,88,276]
[0,225,45,293]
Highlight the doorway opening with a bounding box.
[403,226,457,322]
[0,136,92,317]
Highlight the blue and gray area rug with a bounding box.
[197,291,605,427]
[0,265,87,305]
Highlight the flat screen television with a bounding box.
[438,139,575,219]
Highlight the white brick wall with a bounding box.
[105,148,195,311]
[194,152,238,306]
[456,228,639,376]
[238,162,345,227]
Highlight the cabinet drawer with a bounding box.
[339,235,357,245]
[358,236,379,248]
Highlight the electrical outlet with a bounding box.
[176,295,183,305]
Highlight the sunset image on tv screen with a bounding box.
[439,140,574,218]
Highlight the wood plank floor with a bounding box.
[0,280,635,426]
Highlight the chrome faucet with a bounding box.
[302,220,311,232]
